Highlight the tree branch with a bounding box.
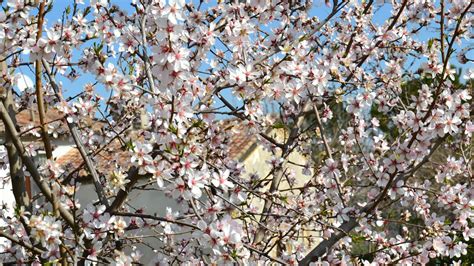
[35,1,53,160]
[0,101,76,228]
[0,61,30,211]
[41,59,110,208]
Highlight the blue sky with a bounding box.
[14,0,473,117]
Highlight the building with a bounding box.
[0,110,312,262]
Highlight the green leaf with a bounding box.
[350,233,366,242]
[123,140,135,151]
[44,260,60,266]
[272,121,286,129]
[230,249,238,260]
[427,38,434,50]
[169,125,178,134]
[84,6,92,17]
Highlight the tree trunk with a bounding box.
[0,61,31,211]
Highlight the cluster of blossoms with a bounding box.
[28,215,63,260]
[0,0,472,265]
[195,215,246,263]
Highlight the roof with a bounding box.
[1,108,261,180]
[223,119,258,160]
[56,137,127,180]
[0,108,106,139]
[0,108,67,137]
[56,119,259,179]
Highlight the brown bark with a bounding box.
[42,59,110,208]
[35,1,53,160]
[0,61,31,211]
[0,101,76,228]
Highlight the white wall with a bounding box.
[0,167,15,247]
[76,180,180,263]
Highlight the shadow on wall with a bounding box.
[76,180,180,263]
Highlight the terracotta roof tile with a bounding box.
[227,126,257,160]
[16,109,64,126]
[56,120,259,177]
[0,108,105,138]
[56,138,128,178]
[0,108,67,134]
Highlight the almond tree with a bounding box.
[0,0,473,265]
